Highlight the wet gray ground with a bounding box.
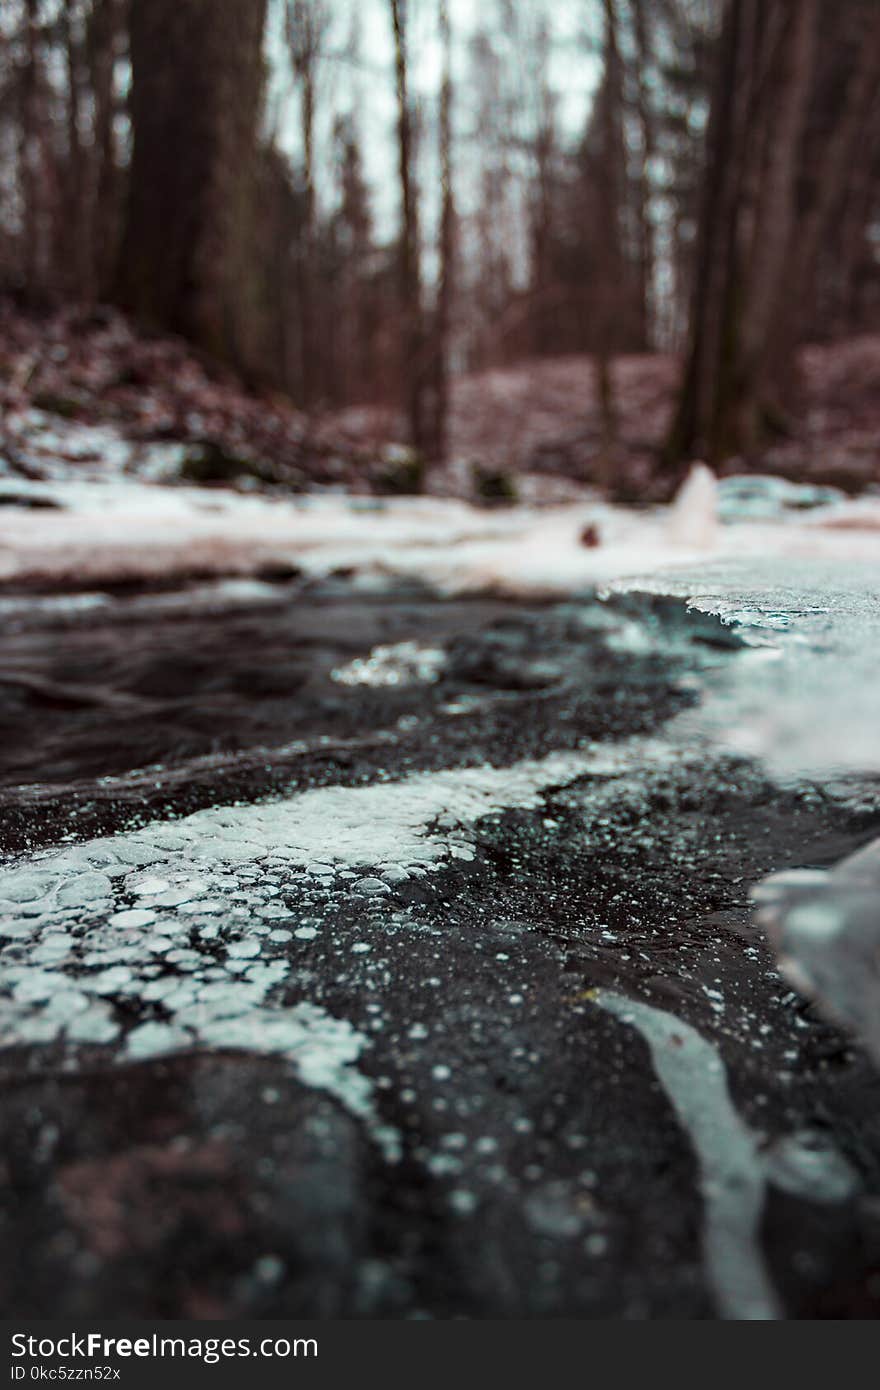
[2,575,880,1319]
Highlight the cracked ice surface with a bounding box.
[608,551,880,1085]
[608,552,880,1069]
[607,555,880,780]
[0,739,671,1157]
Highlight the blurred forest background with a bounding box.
[1,0,879,499]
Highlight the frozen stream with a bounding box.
[2,487,880,1318]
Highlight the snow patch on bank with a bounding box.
[3,463,879,595]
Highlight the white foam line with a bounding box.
[1,738,674,885]
[594,990,782,1320]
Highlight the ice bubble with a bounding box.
[56,873,113,907]
[43,990,90,1022]
[108,908,157,929]
[66,1007,120,1045]
[13,971,58,1003]
[227,940,260,959]
[89,966,134,995]
[125,1021,191,1060]
[355,878,389,896]
[0,871,58,904]
[127,875,171,897]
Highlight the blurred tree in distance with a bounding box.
[0,0,878,487]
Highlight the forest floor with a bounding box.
[334,336,880,501]
[2,298,879,502]
[453,337,880,498]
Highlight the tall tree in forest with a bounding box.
[526,15,558,358]
[641,0,717,350]
[736,0,817,450]
[430,0,455,462]
[770,5,880,386]
[630,0,657,350]
[18,0,44,293]
[665,0,847,466]
[593,0,625,484]
[286,0,327,408]
[465,24,515,370]
[60,0,88,298]
[87,0,124,297]
[115,0,268,372]
[389,0,427,455]
[331,112,375,405]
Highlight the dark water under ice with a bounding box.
[2,571,880,1319]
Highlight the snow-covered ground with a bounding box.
[3,456,880,591]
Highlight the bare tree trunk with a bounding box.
[19,0,42,293]
[769,10,880,388]
[88,0,123,298]
[665,1,818,466]
[333,110,373,406]
[430,0,455,463]
[736,0,817,452]
[286,0,325,409]
[527,19,555,358]
[115,0,268,372]
[594,0,623,489]
[300,63,316,405]
[631,0,656,351]
[663,1,876,469]
[666,0,758,467]
[390,0,427,454]
[61,0,90,300]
